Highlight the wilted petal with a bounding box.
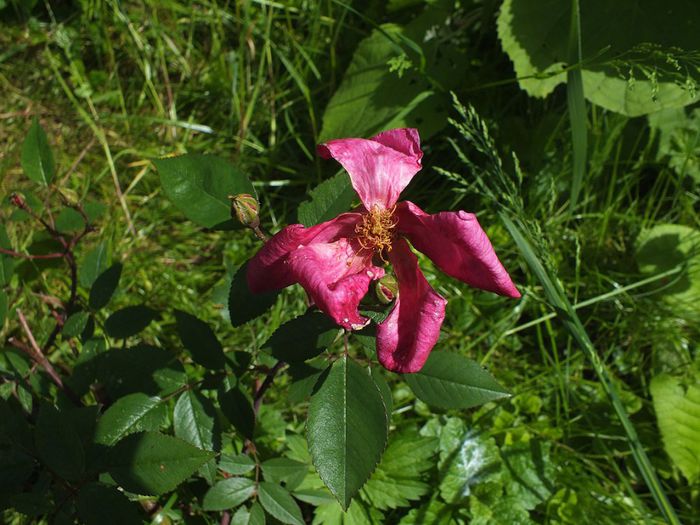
[376,239,446,373]
[287,239,384,330]
[317,128,423,210]
[397,201,521,298]
[247,213,360,293]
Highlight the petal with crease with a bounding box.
[317,128,422,210]
[287,239,384,330]
[247,213,360,294]
[397,201,521,298]
[376,239,446,373]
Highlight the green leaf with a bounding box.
[258,481,304,525]
[76,482,141,525]
[0,291,7,328]
[21,118,55,185]
[219,386,255,440]
[174,310,226,369]
[262,311,339,363]
[34,404,85,481]
[360,428,436,510]
[155,154,255,229]
[319,2,463,142]
[0,448,35,492]
[648,108,700,184]
[0,225,14,287]
[105,305,158,339]
[288,363,325,404]
[229,262,279,327]
[63,311,90,338]
[106,432,215,495]
[297,172,356,227]
[261,458,308,489]
[651,370,700,482]
[497,0,700,115]
[71,344,186,398]
[55,208,86,233]
[635,224,700,312]
[89,262,122,310]
[94,393,167,446]
[219,453,256,475]
[173,390,220,484]
[232,503,266,525]
[307,356,388,510]
[403,352,510,409]
[80,241,109,288]
[202,477,256,511]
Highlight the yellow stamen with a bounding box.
[354,205,397,262]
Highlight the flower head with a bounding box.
[247,128,520,373]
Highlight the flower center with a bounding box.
[354,205,397,259]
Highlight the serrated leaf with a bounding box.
[0,225,14,287]
[89,263,122,310]
[55,208,85,233]
[360,429,436,510]
[0,448,35,492]
[307,356,388,510]
[34,404,85,481]
[219,386,255,440]
[404,352,510,409]
[80,242,109,288]
[288,363,326,404]
[319,3,462,142]
[651,370,700,482]
[77,482,141,525]
[203,477,256,511]
[297,172,356,227]
[219,453,256,475]
[21,118,55,185]
[229,262,279,327]
[262,311,339,363]
[497,0,699,115]
[106,432,215,495]
[261,458,308,489]
[232,503,266,525]
[71,344,186,399]
[155,154,255,229]
[174,310,226,369]
[173,390,220,484]
[105,305,158,339]
[258,482,304,525]
[94,393,167,446]
[635,224,700,312]
[63,311,90,338]
[0,291,7,328]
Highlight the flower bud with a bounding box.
[375,274,398,304]
[9,193,26,209]
[229,194,260,229]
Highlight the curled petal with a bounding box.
[287,239,384,330]
[317,128,423,210]
[397,201,521,298]
[247,213,360,294]
[376,239,446,373]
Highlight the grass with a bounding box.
[1,1,699,523]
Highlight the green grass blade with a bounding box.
[567,0,587,212]
[501,214,682,525]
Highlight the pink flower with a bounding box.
[247,128,520,373]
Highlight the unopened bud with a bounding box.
[10,193,25,209]
[375,274,398,304]
[229,194,260,229]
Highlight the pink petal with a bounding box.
[317,128,423,210]
[247,213,361,294]
[376,239,446,373]
[396,201,521,298]
[287,239,384,330]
